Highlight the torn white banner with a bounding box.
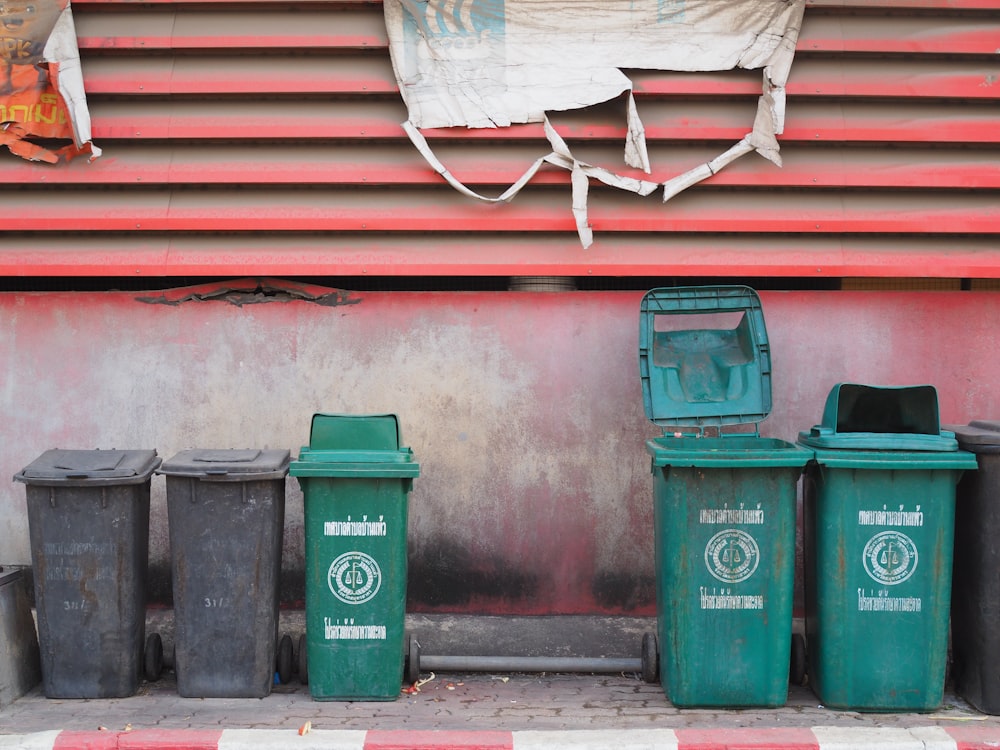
[385,0,804,247]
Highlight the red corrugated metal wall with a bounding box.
[1,0,998,280]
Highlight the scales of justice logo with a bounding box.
[704,529,760,584]
[863,530,918,586]
[328,551,382,605]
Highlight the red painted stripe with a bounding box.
[365,730,513,750]
[78,33,385,50]
[2,193,996,234]
[84,110,1000,145]
[79,66,998,101]
[53,731,118,750]
[5,238,1000,279]
[119,730,223,749]
[800,28,1000,54]
[944,725,1000,749]
[676,728,819,750]
[52,729,223,750]
[82,67,397,96]
[7,148,999,189]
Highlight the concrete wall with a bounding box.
[2,282,998,615]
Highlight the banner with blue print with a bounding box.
[385,0,805,247]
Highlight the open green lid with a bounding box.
[639,286,772,433]
[798,383,960,451]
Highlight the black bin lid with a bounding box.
[158,449,291,480]
[946,420,1000,454]
[13,449,161,485]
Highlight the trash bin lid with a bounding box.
[309,413,403,450]
[639,286,772,433]
[798,383,960,451]
[945,420,1000,454]
[13,449,161,485]
[158,449,291,480]
[290,413,420,478]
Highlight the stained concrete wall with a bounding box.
[2,282,998,615]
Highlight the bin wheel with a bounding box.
[790,633,806,687]
[276,634,293,685]
[297,633,308,685]
[405,634,421,685]
[641,632,659,684]
[144,633,163,682]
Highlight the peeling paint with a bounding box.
[134,278,360,308]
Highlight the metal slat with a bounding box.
[79,57,1000,100]
[78,99,1000,144]
[72,8,1000,55]
[5,144,1000,189]
[74,9,385,49]
[4,235,1000,279]
[1,189,996,234]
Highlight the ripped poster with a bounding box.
[385,0,804,247]
[1,0,100,163]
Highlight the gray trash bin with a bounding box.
[14,448,160,698]
[158,448,290,698]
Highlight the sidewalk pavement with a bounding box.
[4,669,1000,749]
[4,612,1000,749]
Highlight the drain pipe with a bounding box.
[405,633,660,685]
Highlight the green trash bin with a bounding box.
[290,414,419,701]
[798,384,977,712]
[640,286,811,707]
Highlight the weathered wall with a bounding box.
[2,284,998,615]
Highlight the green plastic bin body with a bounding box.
[640,286,809,707]
[290,414,419,701]
[800,384,977,712]
[647,437,809,707]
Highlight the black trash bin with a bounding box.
[13,448,160,698]
[947,420,1000,715]
[158,448,290,698]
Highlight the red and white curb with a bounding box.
[2,727,1000,750]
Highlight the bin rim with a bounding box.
[646,436,812,468]
[797,427,960,452]
[800,444,978,470]
[290,447,420,478]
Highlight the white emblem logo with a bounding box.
[328,551,382,604]
[863,531,918,586]
[704,529,760,584]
